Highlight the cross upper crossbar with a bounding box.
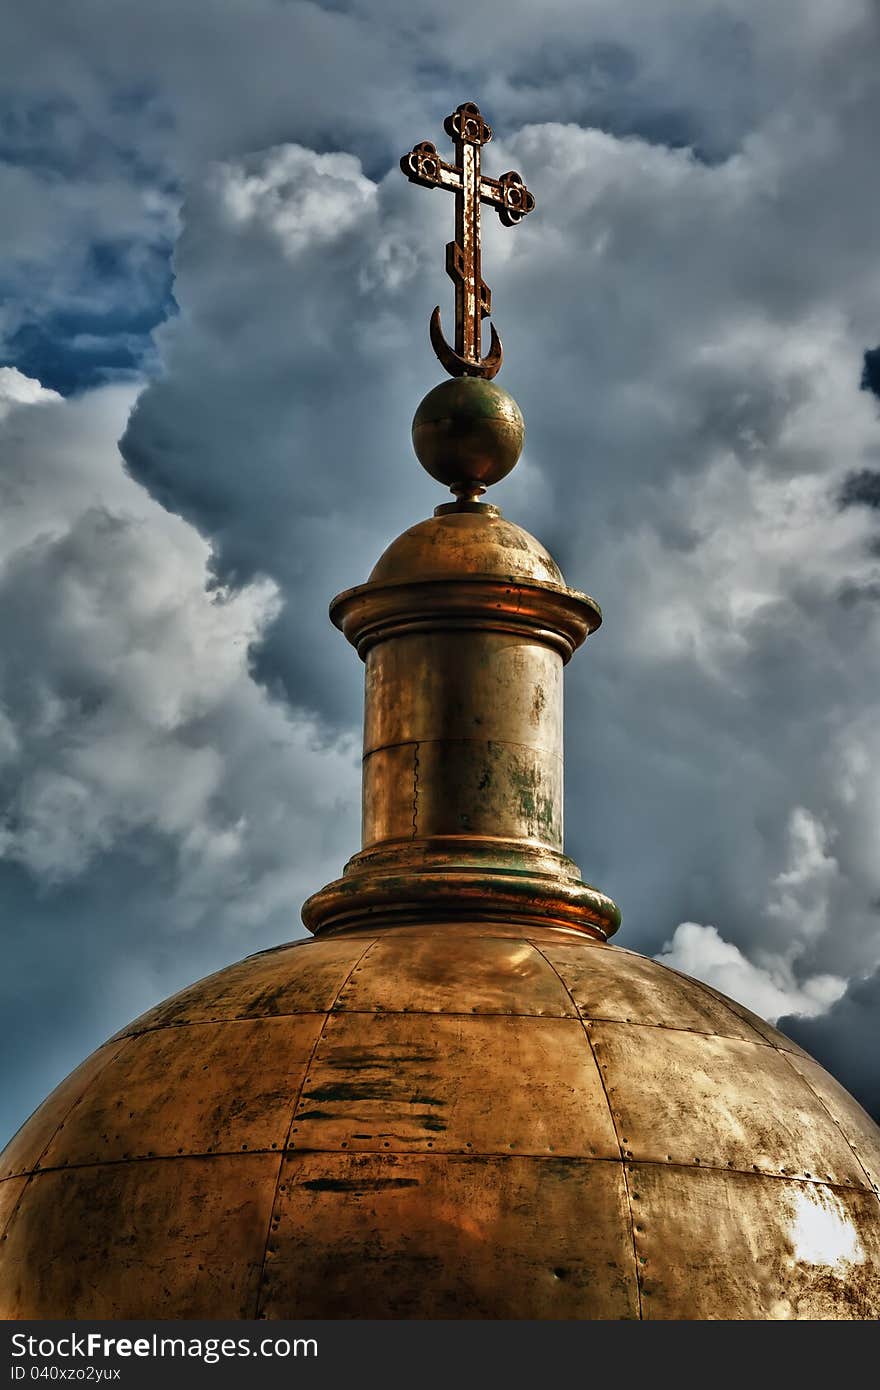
[400,101,535,379]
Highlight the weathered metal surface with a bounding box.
[537,939,790,1043]
[411,377,524,497]
[782,1052,880,1192]
[1,1040,126,1179]
[39,1016,324,1167]
[260,1152,638,1319]
[0,1156,279,1319]
[400,101,534,379]
[368,507,565,587]
[0,1176,27,1239]
[116,933,366,1032]
[3,922,879,1319]
[332,932,576,1017]
[302,856,620,938]
[303,501,616,939]
[692,976,815,1059]
[364,632,562,756]
[590,1021,871,1186]
[630,1164,880,1320]
[289,1011,618,1157]
[363,739,563,846]
[331,575,598,663]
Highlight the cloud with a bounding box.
[3,0,878,389]
[841,468,880,510]
[0,378,359,1140]
[0,365,59,415]
[655,922,845,1024]
[0,160,177,389]
[120,139,440,727]
[780,966,880,1120]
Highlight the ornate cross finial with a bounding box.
[401,101,535,379]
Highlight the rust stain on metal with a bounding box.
[0,1155,279,1318]
[289,1009,618,1158]
[589,1022,872,1188]
[629,1164,880,1320]
[301,1176,421,1193]
[260,1148,638,1319]
[400,101,535,378]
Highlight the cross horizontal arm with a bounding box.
[478,171,536,226]
[400,142,462,194]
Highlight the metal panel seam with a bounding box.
[251,936,379,1317]
[0,1034,136,1242]
[650,959,779,1048]
[114,1010,328,1041]
[776,1047,880,1203]
[528,942,643,1319]
[4,1149,871,1187]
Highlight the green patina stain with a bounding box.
[507,763,557,835]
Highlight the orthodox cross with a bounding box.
[400,101,535,379]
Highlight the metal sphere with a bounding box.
[412,377,524,496]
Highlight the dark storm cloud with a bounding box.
[780,967,880,1121]
[862,347,880,400]
[4,1,877,386]
[840,469,880,511]
[3,0,880,1143]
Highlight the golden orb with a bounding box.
[412,377,524,497]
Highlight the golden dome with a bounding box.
[2,921,879,1319]
[368,504,566,589]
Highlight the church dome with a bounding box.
[1,922,879,1318]
[3,98,879,1321]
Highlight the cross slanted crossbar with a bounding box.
[400,101,535,379]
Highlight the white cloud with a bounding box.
[0,375,360,1138]
[655,922,845,1023]
[766,807,841,943]
[212,147,377,255]
[0,366,60,417]
[0,378,359,907]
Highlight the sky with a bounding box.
[2,0,880,1145]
